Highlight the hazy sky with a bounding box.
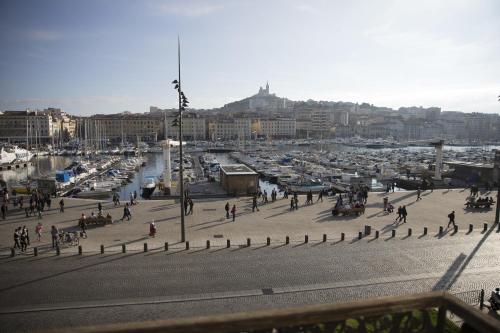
[1,0,499,115]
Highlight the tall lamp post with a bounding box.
[171,38,189,242]
[495,94,500,224]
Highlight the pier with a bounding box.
[0,161,33,172]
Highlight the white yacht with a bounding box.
[0,146,17,165]
[14,146,33,162]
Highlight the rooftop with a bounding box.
[220,164,257,175]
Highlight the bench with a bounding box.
[465,201,493,209]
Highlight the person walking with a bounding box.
[1,202,6,219]
[79,214,87,238]
[231,204,236,222]
[225,202,230,219]
[396,206,402,222]
[35,222,43,241]
[401,205,408,223]
[252,194,259,212]
[20,228,27,252]
[447,210,456,228]
[317,190,323,203]
[130,192,134,206]
[149,221,157,237]
[59,198,64,213]
[184,197,189,215]
[51,225,59,249]
[430,182,435,193]
[23,226,30,246]
[290,197,295,211]
[19,196,24,210]
[294,196,299,210]
[37,201,43,219]
[46,196,51,210]
[188,198,194,215]
[13,227,21,249]
[97,202,102,215]
[416,187,421,201]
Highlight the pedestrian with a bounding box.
[290,197,295,211]
[122,203,131,221]
[430,182,434,193]
[37,201,43,219]
[264,190,268,204]
[392,182,395,192]
[19,196,24,210]
[23,225,30,246]
[225,202,230,219]
[231,204,236,222]
[46,196,51,210]
[252,194,259,212]
[294,196,299,210]
[184,197,189,215]
[317,190,323,203]
[79,214,87,238]
[98,202,102,214]
[13,227,21,249]
[188,198,194,215]
[149,221,157,237]
[401,205,407,223]
[35,222,43,241]
[20,228,27,252]
[1,202,6,219]
[447,210,456,228]
[59,198,64,213]
[130,192,134,206]
[416,187,421,201]
[51,225,59,248]
[396,206,402,222]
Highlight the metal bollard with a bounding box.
[304,235,308,243]
[10,248,15,257]
[206,240,210,249]
[122,244,126,253]
[266,237,270,246]
[143,243,148,252]
[164,242,168,251]
[78,246,82,255]
[285,236,289,245]
[439,226,443,235]
[247,238,251,247]
[364,225,371,236]
[423,227,428,236]
[341,233,345,241]
[454,225,458,234]
[480,289,485,309]
[323,234,327,242]
[227,239,231,248]
[34,247,38,256]
[100,245,104,254]
[391,229,396,238]
[186,241,190,250]
[56,246,61,255]
[483,223,488,232]
[469,224,473,233]
[375,230,379,239]
[408,228,412,237]
[358,232,362,240]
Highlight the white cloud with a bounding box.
[155,1,223,17]
[26,29,63,41]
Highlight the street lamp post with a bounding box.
[495,149,500,224]
[171,37,189,243]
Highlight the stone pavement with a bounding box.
[0,188,497,254]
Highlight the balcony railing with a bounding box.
[50,291,499,333]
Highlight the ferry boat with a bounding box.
[141,176,157,199]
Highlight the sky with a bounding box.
[0,0,499,115]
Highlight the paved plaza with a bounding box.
[0,188,498,254]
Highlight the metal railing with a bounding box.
[46,291,500,333]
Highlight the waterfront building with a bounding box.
[0,110,54,144]
[209,117,251,140]
[85,113,164,143]
[256,118,296,139]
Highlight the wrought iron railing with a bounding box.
[48,291,499,333]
